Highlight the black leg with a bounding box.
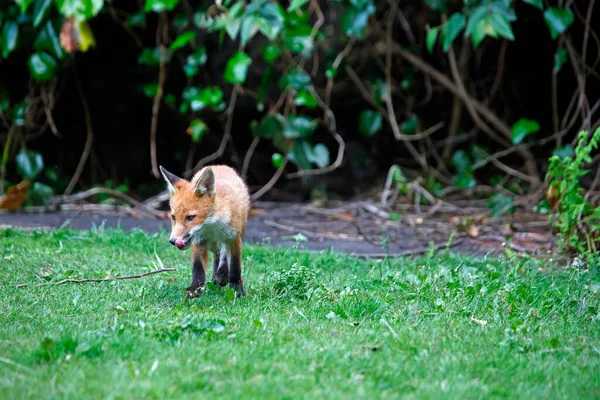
[212,248,228,287]
[185,245,207,298]
[228,237,245,297]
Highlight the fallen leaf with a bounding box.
[0,181,30,210]
[449,216,461,224]
[334,212,356,221]
[467,225,480,238]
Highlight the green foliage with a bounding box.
[224,51,252,84]
[15,149,44,180]
[1,21,19,58]
[358,110,382,137]
[544,8,574,40]
[511,118,540,145]
[145,0,179,13]
[545,127,600,257]
[28,52,57,81]
[451,150,476,189]
[56,0,104,19]
[269,263,317,298]
[187,119,207,143]
[271,153,283,168]
[341,0,375,39]
[169,31,196,51]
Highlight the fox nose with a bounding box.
[169,238,176,245]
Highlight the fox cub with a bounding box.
[159,164,250,298]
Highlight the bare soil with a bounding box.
[0,200,556,259]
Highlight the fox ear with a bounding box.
[159,165,182,194]
[194,168,215,197]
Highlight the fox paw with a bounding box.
[212,275,228,287]
[184,286,204,299]
[229,282,245,298]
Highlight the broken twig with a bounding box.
[16,268,176,288]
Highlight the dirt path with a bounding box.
[0,201,556,258]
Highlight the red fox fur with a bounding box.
[159,164,250,298]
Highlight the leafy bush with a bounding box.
[545,127,600,258]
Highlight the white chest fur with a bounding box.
[191,211,238,251]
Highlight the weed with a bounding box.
[546,127,600,261]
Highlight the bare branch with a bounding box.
[16,268,175,288]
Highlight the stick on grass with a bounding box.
[16,268,176,288]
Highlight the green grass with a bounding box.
[0,227,599,399]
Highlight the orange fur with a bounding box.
[168,165,250,242]
[159,164,250,297]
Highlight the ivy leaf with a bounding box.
[283,116,317,139]
[225,18,242,41]
[224,51,252,84]
[1,22,19,58]
[426,26,439,54]
[442,13,466,51]
[184,46,206,77]
[12,102,27,127]
[271,153,283,168]
[401,116,419,135]
[252,114,284,139]
[425,0,446,12]
[56,0,104,20]
[240,15,260,47]
[187,119,208,143]
[310,144,329,168]
[34,20,65,60]
[33,0,54,27]
[16,149,44,180]
[169,31,196,51]
[138,47,165,67]
[544,8,574,40]
[184,87,224,112]
[282,25,313,58]
[287,0,309,11]
[359,110,382,137]
[488,13,514,40]
[257,2,284,40]
[553,48,567,72]
[470,20,487,48]
[28,182,54,206]
[511,118,540,144]
[28,52,57,81]
[465,5,487,37]
[341,1,376,39]
[295,91,317,108]
[279,69,311,92]
[451,150,473,175]
[522,0,542,10]
[144,0,179,12]
[16,0,35,13]
[261,43,281,63]
[289,140,312,170]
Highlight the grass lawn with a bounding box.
[0,227,599,399]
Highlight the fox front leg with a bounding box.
[185,244,208,299]
[227,236,245,297]
[212,247,229,287]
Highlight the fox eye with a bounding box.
[185,215,196,222]
[170,214,175,221]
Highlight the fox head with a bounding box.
[159,165,215,251]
